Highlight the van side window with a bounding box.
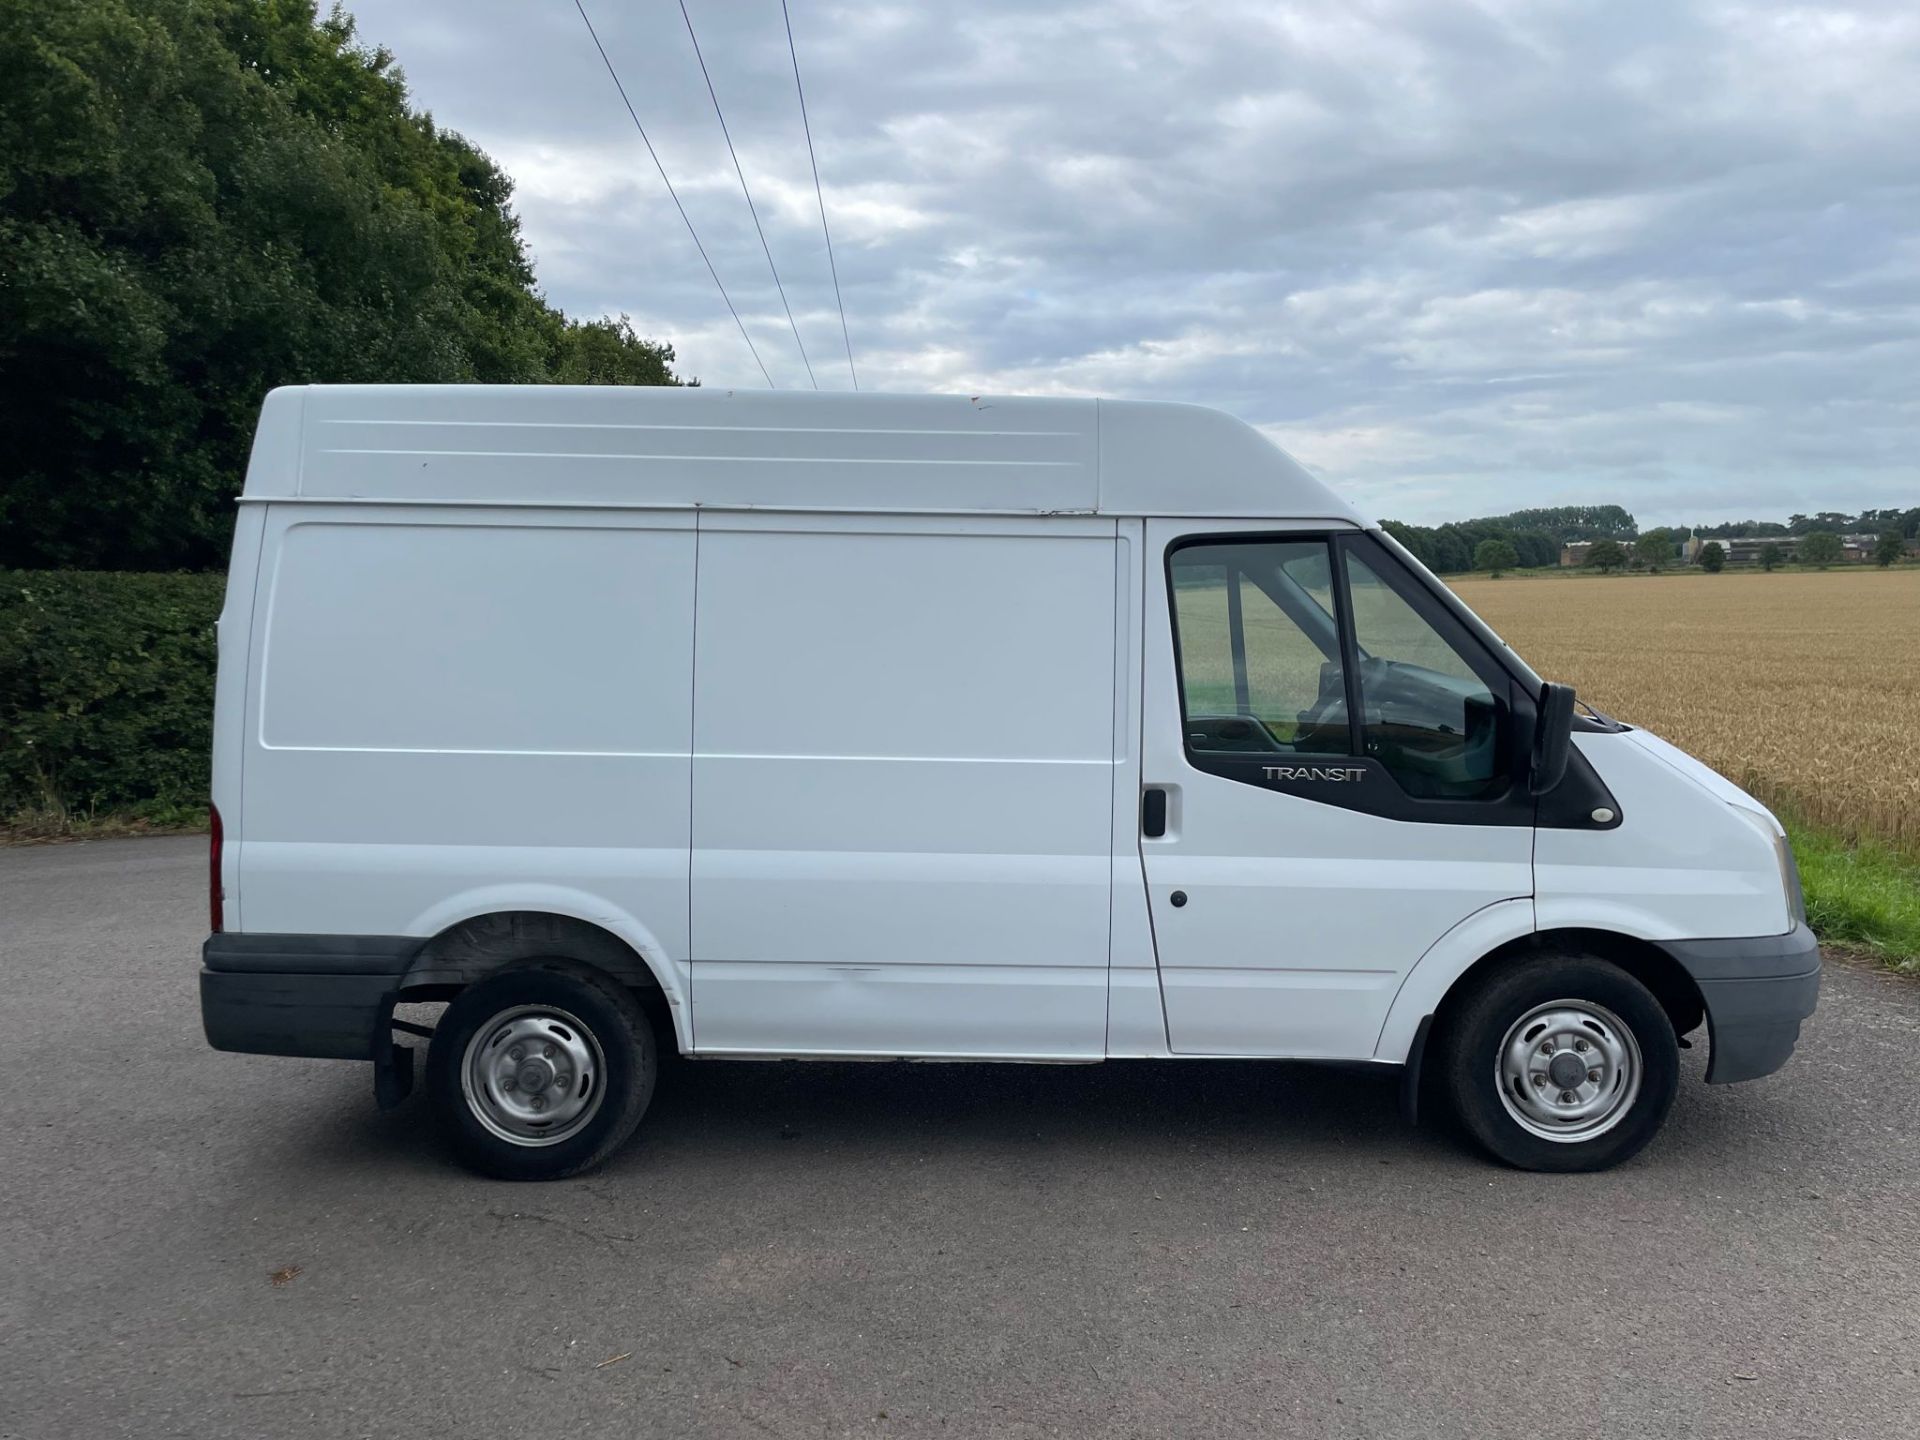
[1169,540,1351,756]
[1343,549,1507,800]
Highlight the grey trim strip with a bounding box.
[1655,923,1822,1085]
[203,932,420,976]
[1654,922,1820,983]
[201,969,393,1060]
[1697,967,1821,1084]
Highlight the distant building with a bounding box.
[1560,536,1693,566]
[1558,531,1901,569]
[1710,534,1879,566]
[1721,537,1784,566]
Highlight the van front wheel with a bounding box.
[427,962,655,1180]
[1439,955,1678,1172]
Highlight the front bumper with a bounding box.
[200,933,418,1060]
[1657,923,1822,1084]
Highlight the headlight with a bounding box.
[1731,805,1804,929]
[1775,830,1806,927]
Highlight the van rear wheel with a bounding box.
[1439,954,1678,1172]
[427,962,655,1180]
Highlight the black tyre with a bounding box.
[1438,954,1678,1172]
[427,961,656,1180]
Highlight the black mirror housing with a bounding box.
[1530,682,1577,796]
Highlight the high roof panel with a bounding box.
[252,385,1361,522]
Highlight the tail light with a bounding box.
[209,804,225,933]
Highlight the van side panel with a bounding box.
[689,513,1118,1057]
[237,507,695,1007]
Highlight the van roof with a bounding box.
[243,385,1364,523]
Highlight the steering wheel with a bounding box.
[1185,714,1285,752]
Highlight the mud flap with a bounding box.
[1400,1013,1434,1126]
[371,995,415,1111]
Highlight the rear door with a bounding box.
[1138,521,1534,1057]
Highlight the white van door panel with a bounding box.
[689,514,1119,1058]
[240,510,696,969]
[1138,519,1533,1058]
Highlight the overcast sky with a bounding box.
[342,0,1918,525]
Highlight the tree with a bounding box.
[0,0,683,571]
[1585,539,1626,574]
[1797,531,1845,569]
[1474,538,1520,577]
[548,316,683,387]
[1699,541,1725,573]
[1633,528,1673,573]
[1478,505,1638,541]
[1875,530,1906,567]
[1759,543,1783,572]
[1378,519,1431,569]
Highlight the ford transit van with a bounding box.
[200,386,1819,1179]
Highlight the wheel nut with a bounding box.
[502,1077,515,1091]
[508,1047,523,1063]
[530,1095,545,1111]
[1588,1069,1602,1084]
[1574,1039,1589,1053]
[1539,1041,1554,1056]
[544,1043,556,1059]
[1560,1090,1576,1104]
[1533,1074,1548,1088]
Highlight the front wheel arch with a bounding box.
[1435,950,1681,1170]
[1431,928,1706,1053]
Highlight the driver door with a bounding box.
[1139,520,1534,1058]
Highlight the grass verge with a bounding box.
[2,805,206,845]
[1787,819,1920,971]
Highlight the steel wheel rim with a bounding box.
[461,1004,607,1148]
[1495,998,1642,1143]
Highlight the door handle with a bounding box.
[1142,787,1167,838]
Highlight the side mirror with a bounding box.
[1530,682,1576,796]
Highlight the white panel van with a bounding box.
[201,386,1819,1179]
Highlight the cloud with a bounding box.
[343,0,1920,524]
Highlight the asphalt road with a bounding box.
[3,837,1917,1439]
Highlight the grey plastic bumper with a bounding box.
[1657,923,1821,1084]
[200,933,417,1060]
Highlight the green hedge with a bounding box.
[0,570,224,826]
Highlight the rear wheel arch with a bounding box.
[399,910,681,1050]
[427,960,658,1179]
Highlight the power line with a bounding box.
[677,0,817,389]
[571,0,774,388]
[782,0,856,390]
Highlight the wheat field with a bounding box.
[1451,569,1920,854]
